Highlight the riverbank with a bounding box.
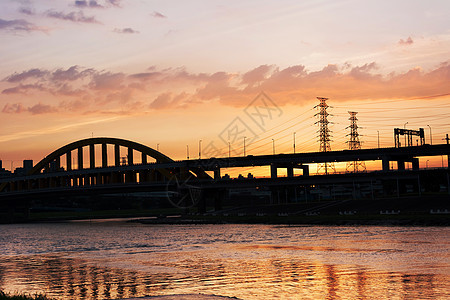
[1,195,449,226]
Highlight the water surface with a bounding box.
[0,222,448,299]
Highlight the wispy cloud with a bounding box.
[399,36,414,46]
[2,102,57,114]
[113,27,139,34]
[0,18,45,32]
[45,10,101,24]
[18,7,35,15]
[74,1,104,8]
[150,11,166,18]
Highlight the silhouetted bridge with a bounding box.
[1,137,450,208]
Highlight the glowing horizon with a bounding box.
[0,0,449,175]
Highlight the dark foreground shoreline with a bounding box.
[1,195,449,226]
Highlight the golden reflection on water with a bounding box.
[0,224,448,299]
[0,252,447,299]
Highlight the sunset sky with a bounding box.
[0,0,449,173]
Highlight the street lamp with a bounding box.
[199,140,202,159]
[272,139,275,155]
[186,145,189,160]
[427,125,432,145]
[293,132,296,154]
[377,130,380,148]
[228,142,231,158]
[426,160,429,169]
[157,143,159,151]
[243,136,246,156]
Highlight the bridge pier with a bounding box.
[397,160,405,171]
[412,158,419,170]
[214,168,221,180]
[270,164,278,178]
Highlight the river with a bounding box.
[0,221,448,299]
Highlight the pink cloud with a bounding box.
[399,36,414,46]
[1,62,449,114]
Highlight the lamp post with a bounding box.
[186,145,189,160]
[426,160,429,169]
[403,122,408,147]
[272,139,275,155]
[199,140,202,159]
[377,130,380,148]
[427,125,432,145]
[243,136,246,156]
[228,142,231,158]
[293,132,296,154]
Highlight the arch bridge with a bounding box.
[0,137,210,193]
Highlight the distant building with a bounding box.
[0,160,12,178]
[13,160,34,176]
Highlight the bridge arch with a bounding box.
[28,137,174,175]
[0,137,211,193]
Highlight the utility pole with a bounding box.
[314,97,335,174]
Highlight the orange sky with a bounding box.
[0,0,449,173]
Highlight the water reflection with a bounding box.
[0,224,448,299]
[0,252,446,299]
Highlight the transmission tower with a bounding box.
[346,111,366,172]
[314,97,335,174]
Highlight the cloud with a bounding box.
[1,84,46,94]
[18,7,35,15]
[113,27,139,34]
[150,11,166,18]
[45,10,101,24]
[2,102,57,114]
[51,65,95,81]
[399,36,414,45]
[1,62,449,115]
[106,0,121,7]
[4,68,49,82]
[0,18,44,32]
[75,1,104,8]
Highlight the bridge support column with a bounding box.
[287,166,294,178]
[90,144,95,169]
[141,153,147,164]
[447,154,450,169]
[102,143,108,168]
[214,168,221,180]
[115,144,120,166]
[397,160,405,171]
[128,148,134,165]
[382,159,390,172]
[78,147,83,170]
[66,151,72,171]
[301,165,309,176]
[270,164,278,178]
[412,158,419,170]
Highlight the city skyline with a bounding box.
[1,0,449,173]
